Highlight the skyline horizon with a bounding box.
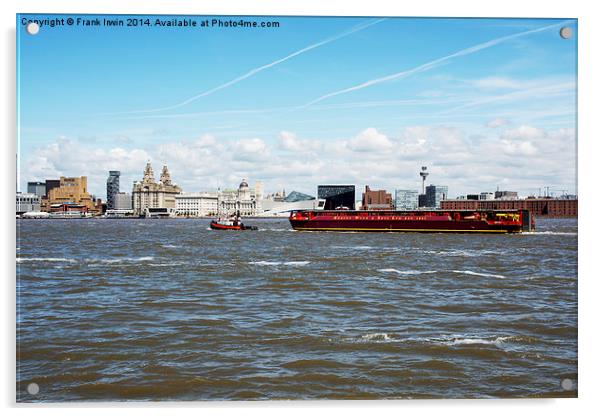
[22,162,577,201]
[17,15,577,199]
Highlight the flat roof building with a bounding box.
[317,185,355,210]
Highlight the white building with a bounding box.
[479,192,495,200]
[175,192,219,217]
[218,179,259,217]
[114,192,132,210]
[16,192,41,213]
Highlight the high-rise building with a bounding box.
[395,189,419,210]
[27,181,46,198]
[317,185,355,210]
[361,186,393,210]
[106,171,120,209]
[425,185,448,208]
[132,162,182,216]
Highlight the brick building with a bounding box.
[440,198,577,217]
[361,186,394,210]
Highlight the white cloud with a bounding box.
[278,131,322,153]
[232,138,269,161]
[347,128,394,152]
[20,124,576,199]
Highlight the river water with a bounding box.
[16,218,577,401]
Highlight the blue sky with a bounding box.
[17,15,577,199]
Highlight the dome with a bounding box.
[239,179,249,189]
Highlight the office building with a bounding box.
[106,171,120,209]
[395,189,419,210]
[27,182,46,198]
[16,192,41,213]
[361,186,394,210]
[114,192,132,210]
[495,191,519,200]
[425,185,448,208]
[175,192,218,217]
[46,176,96,212]
[218,179,259,216]
[317,185,355,210]
[132,162,181,216]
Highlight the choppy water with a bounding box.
[16,218,577,401]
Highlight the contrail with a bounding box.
[304,21,571,107]
[119,18,386,115]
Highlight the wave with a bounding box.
[378,268,437,275]
[161,244,180,249]
[451,270,506,279]
[423,249,501,257]
[249,260,310,266]
[332,245,375,251]
[16,257,76,263]
[443,336,513,347]
[361,333,392,342]
[90,256,155,264]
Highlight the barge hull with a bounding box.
[289,209,532,233]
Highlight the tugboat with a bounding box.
[210,211,258,231]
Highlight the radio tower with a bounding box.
[419,166,429,194]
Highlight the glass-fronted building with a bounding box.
[27,181,46,198]
[106,170,120,210]
[425,185,448,208]
[395,189,419,210]
[317,185,355,210]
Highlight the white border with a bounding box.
[3,1,599,415]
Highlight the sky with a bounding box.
[16,15,577,199]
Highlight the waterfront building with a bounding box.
[317,185,355,210]
[106,171,120,209]
[218,179,259,216]
[361,186,394,210]
[46,176,97,212]
[16,192,41,214]
[264,189,286,202]
[114,192,132,210]
[395,189,419,210]
[175,192,219,217]
[495,190,519,200]
[27,182,46,198]
[45,179,60,198]
[425,185,448,208]
[260,190,325,217]
[440,197,578,217]
[132,162,181,216]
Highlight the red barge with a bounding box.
[289,209,534,233]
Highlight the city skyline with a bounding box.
[17,15,577,198]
